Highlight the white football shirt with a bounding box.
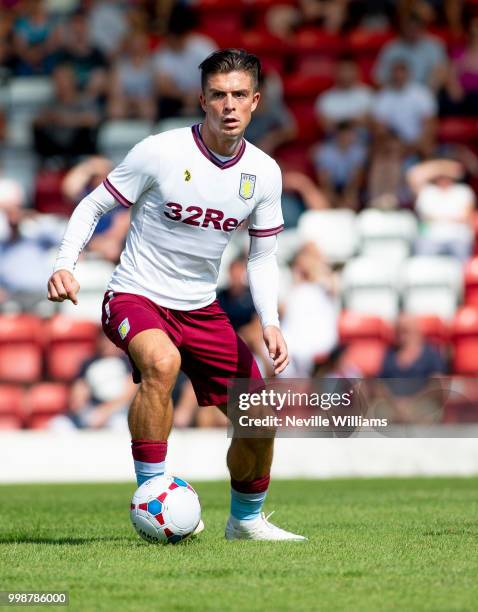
[103,125,284,310]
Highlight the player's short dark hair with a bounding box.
[199,49,261,92]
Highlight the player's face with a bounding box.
[200,70,260,139]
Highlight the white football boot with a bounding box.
[225,511,307,541]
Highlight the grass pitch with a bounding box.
[1,478,477,611]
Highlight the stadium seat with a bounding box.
[401,256,463,320]
[357,209,418,262]
[464,256,478,307]
[338,312,393,376]
[275,143,315,176]
[46,316,99,342]
[452,306,478,374]
[1,149,37,200]
[284,73,334,99]
[155,116,202,134]
[45,316,98,381]
[8,77,54,112]
[98,120,154,163]
[24,382,69,429]
[0,315,44,384]
[34,169,71,215]
[297,210,358,264]
[348,29,394,54]
[287,99,321,144]
[341,256,401,320]
[437,117,478,144]
[0,384,25,429]
[339,311,394,344]
[0,314,43,343]
[342,340,388,377]
[0,345,42,384]
[415,315,450,346]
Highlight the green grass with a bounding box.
[1,478,478,611]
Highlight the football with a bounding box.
[130,475,201,544]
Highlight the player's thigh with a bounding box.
[101,291,181,380]
[128,328,181,377]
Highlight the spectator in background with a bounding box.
[50,334,136,431]
[372,60,436,158]
[0,178,53,312]
[281,243,339,376]
[33,64,100,164]
[408,159,476,261]
[266,0,350,39]
[281,171,329,227]
[87,0,127,60]
[57,8,107,100]
[62,156,129,263]
[375,313,447,424]
[12,0,60,76]
[444,17,478,116]
[108,32,156,121]
[373,13,448,91]
[368,129,409,209]
[315,56,373,134]
[217,256,255,332]
[153,4,216,118]
[245,71,297,156]
[218,256,275,378]
[313,121,367,210]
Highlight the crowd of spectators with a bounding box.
[1,0,478,430]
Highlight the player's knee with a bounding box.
[142,350,181,384]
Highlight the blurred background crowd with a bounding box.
[1,0,478,431]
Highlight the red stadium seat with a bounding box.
[348,29,394,55]
[0,345,42,384]
[452,306,478,374]
[284,73,334,99]
[287,100,322,144]
[24,382,69,429]
[0,384,25,429]
[338,312,393,377]
[339,311,394,344]
[34,169,71,215]
[0,314,43,343]
[46,342,96,382]
[415,315,450,346]
[45,316,99,343]
[0,415,22,430]
[438,118,478,145]
[342,340,387,377]
[464,257,478,307]
[293,28,344,56]
[275,143,316,176]
[45,316,98,382]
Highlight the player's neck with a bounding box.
[200,122,243,157]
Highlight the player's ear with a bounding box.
[199,91,207,113]
[251,91,261,113]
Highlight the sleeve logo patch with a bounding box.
[239,173,256,200]
[118,318,130,340]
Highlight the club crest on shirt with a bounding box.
[118,317,130,340]
[239,173,256,200]
[184,169,191,182]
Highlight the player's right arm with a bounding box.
[47,137,156,304]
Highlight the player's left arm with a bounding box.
[247,160,288,375]
[248,235,288,375]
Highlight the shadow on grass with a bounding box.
[0,534,202,547]
[0,535,133,546]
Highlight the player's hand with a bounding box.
[263,325,289,375]
[47,269,80,305]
